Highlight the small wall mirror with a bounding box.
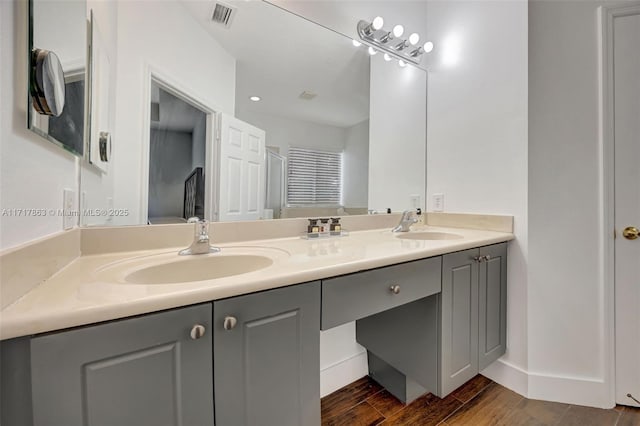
[28,0,87,156]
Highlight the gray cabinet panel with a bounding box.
[1,337,33,426]
[322,257,441,330]
[441,249,479,396]
[356,295,440,401]
[214,282,320,426]
[478,243,508,370]
[30,304,213,426]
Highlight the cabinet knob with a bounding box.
[223,316,238,331]
[389,285,401,294]
[190,324,206,340]
[473,255,492,263]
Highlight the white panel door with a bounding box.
[614,10,640,407]
[218,114,266,222]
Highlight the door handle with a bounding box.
[622,226,639,240]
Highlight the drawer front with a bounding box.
[321,256,442,330]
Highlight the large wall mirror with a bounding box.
[28,0,87,156]
[77,0,427,226]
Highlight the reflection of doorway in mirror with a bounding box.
[146,80,209,225]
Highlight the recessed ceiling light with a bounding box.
[249,96,261,102]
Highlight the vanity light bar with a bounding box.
[356,18,433,65]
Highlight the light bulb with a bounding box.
[393,25,404,38]
[249,96,261,102]
[409,33,420,45]
[398,59,407,67]
[372,16,384,30]
[352,39,362,47]
[368,46,377,55]
[423,41,434,53]
[383,53,392,61]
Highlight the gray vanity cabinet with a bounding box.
[441,243,507,396]
[29,303,214,426]
[441,248,480,396]
[478,243,508,370]
[213,282,321,426]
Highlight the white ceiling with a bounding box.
[181,0,370,128]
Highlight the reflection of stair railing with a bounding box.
[184,167,205,220]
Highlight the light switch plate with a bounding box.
[432,193,444,212]
[63,189,75,230]
[409,194,421,209]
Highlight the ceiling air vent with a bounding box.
[299,91,318,101]
[211,2,236,28]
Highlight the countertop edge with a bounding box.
[0,232,513,341]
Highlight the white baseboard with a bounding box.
[320,351,615,408]
[528,372,614,409]
[481,358,529,398]
[481,358,614,409]
[320,350,368,397]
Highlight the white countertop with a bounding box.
[0,225,513,340]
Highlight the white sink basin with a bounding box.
[396,231,464,241]
[96,247,289,285]
[124,254,273,284]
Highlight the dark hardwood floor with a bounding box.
[321,375,640,426]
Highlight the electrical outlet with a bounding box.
[63,189,75,230]
[433,193,444,212]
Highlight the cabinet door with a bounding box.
[214,282,320,426]
[441,249,479,396]
[478,243,508,370]
[30,304,213,426]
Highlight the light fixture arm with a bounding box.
[356,19,431,66]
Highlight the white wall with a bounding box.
[424,0,529,396]
[343,120,369,208]
[527,0,621,407]
[368,55,427,212]
[112,1,236,225]
[81,0,118,227]
[0,0,79,250]
[235,109,347,159]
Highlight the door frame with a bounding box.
[140,64,221,223]
[265,149,287,217]
[598,2,640,407]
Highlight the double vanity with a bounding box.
[0,214,512,426]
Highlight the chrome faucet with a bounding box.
[392,210,419,232]
[179,217,221,255]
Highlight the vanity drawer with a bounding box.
[321,257,442,330]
